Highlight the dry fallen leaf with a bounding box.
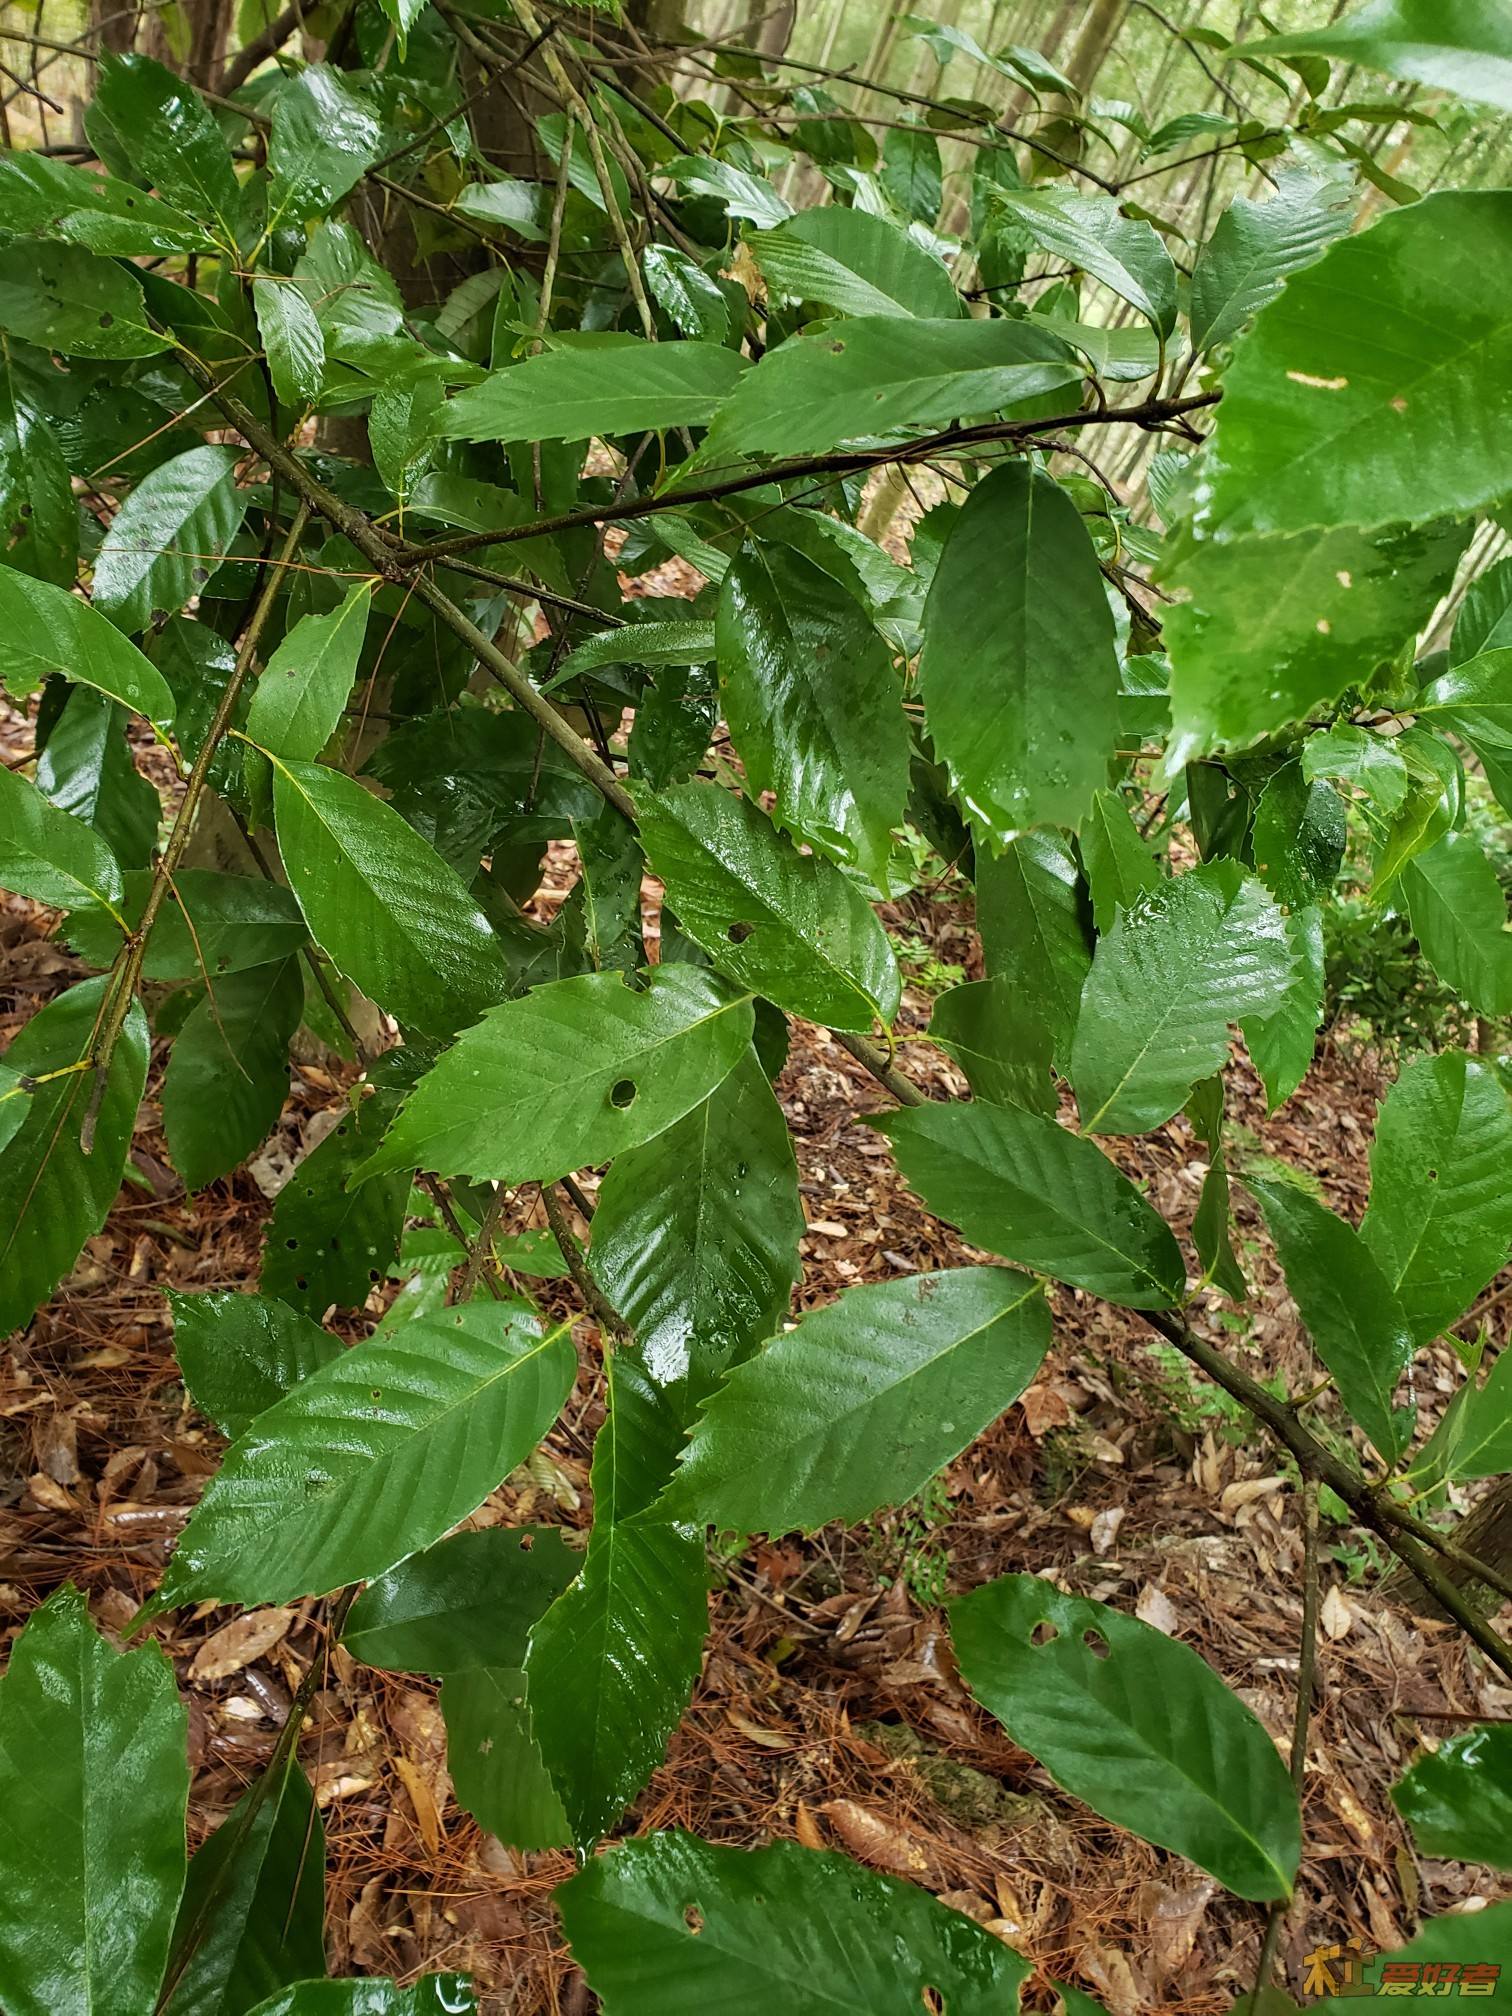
[1020,1384,1073,1437]
[1320,1583,1354,1640]
[1091,1506,1126,1556]
[794,1800,825,1851]
[1146,1877,1215,1983]
[393,1754,444,1856]
[726,1708,793,1750]
[820,1799,935,1880]
[189,1607,295,1685]
[1135,1583,1181,1636]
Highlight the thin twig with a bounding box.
[542,1182,634,1346]
[1254,1477,1319,1997]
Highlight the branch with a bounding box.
[1254,1477,1318,1997]
[219,1,305,95]
[542,1181,635,1347]
[397,394,1222,567]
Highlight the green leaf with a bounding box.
[990,187,1178,336]
[1454,554,1512,662]
[161,958,303,1192]
[717,540,909,894]
[1417,647,1512,761]
[642,243,732,343]
[745,208,959,319]
[440,338,745,444]
[950,1575,1300,1901]
[66,869,307,979]
[246,584,370,763]
[244,1980,475,2016]
[872,1100,1185,1310]
[1427,1341,1512,1482]
[1302,723,1410,815]
[160,1300,576,1607]
[1189,1076,1247,1299]
[919,463,1121,842]
[557,1830,1029,2014]
[0,240,171,359]
[377,0,430,56]
[1400,831,1512,1017]
[267,65,383,228]
[360,964,752,1186]
[664,154,790,227]
[0,1584,188,2016]
[261,1061,414,1315]
[1252,764,1345,908]
[880,124,942,225]
[271,756,507,1037]
[1189,166,1355,354]
[1163,519,1468,760]
[1073,862,1295,1136]
[927,977,1056,1114]
[526,1350,709,1844]
[1391,1723,1512,1868]
[0,568,175,722]
[1240,904,1325,1112]
[558,620,714,685]
[1081,789,1159,934]
[975,829,1093,1075]
[660,1266,1049,1534]
[0,380,76,588]
[0,1064,33,1155]
[589,1047,802,1407]
[162,1756,324,2016]
[442,1664,571,1850]
[93,445,247,634]
[636,782,900,1031]
[1241,0,1512,113]
[1248,1176,1414,1463]
[0,976,149,1338]
[252,278,326,411]
[0,149,214,256]
[702,317,1082,461]
[344,1526,577,1674]
[370,364,446,512]
[1311,1903,1512,2013]
[0,762,126,920]
[1360,1049,1512,1346]
[37,686,160,869]
[1195,193,1512,539]
[167,1288,341,1440]
[94,53,244,246]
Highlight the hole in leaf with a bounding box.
[1082,1627,1110,1660]
[610,1078,637,1109]
[922,1989,945,2015]
[1030,1620,1057,1647]
[727,921,753,944]
[285,1238,299,1251]
[683,1903,704,1935]
[519,1533,535,1551]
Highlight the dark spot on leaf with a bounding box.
[98,312,114,329]
[192,566,209,585]
[727,921,753,944]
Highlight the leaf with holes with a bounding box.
[167,1289,342,1441]
[93,445,247,634]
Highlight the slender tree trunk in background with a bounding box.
[1061,0,1131,97]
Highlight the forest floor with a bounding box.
[3,691,1510,2015]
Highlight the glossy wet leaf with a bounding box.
[35,685,160,870]
[1361,1049,1512,1346]
[442,1664,571,1850]
[557,1830,1029,2015]
[0,976,148,1338]
[975,830,1093,1074]
[244,1981,475,2016]
[1249,1176,1414,1464]
[440,338,745,444]
[637,782,900,1031]
[0,763,125,921]
[1391,1723,1512,1868]
[992,186,1178,335]
[272,757,507,1038]
[162,1756,324,2016]
[661,1266,1049,1535]
[1196,193,1512,539]
[160,1301,576,1607]
[1164,519,1467,760]
[252,278,326,412]
[1189,1076,1247,1300]
[1240,904,1325,1113]
[0,378,77,587]
[1252,765,1346,908]
[1302,724,1410,815]
[246,584,370,764]
[0,1585,189,2016]
[344,1526,578,1675]
[1242,0,1512,112]
[951,1575,1300,1901]
[360,964,751,1186]
[167,1289,342,1440]
[873,1100,1185,1310]
[93,52,244,246]
[163,959,303,1192]
[1080,789,1159,933]
[93,444,247,634]
[526,1350,709,1844]
[717,539,909,894]
[1399,831,1512,1017]
[642,243,732,342]
[266,65,383,228]
[920,463,1120,843]
[0,567,175,723]
[703,316,1082,460]
[589,1048,802,1407]
[0,150,215,256]
[65,869,307,979]
[1073,862,1294,1136]
[928,977,1056,1114]
[0,240,170,359]
[745,208,959,319]
[1189,166,1354,354]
